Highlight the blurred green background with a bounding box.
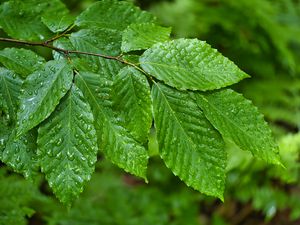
[1,0,300,224]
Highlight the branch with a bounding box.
[0,36,129,65]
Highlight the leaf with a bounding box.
[121,23,171,52]
[70,28,122,57]
[75,70,148,179]
[112,67,152,143]
[152,83,226,199]
[0,48,45,78]
[75,0,156,31]
[0,0,52,40]
[140,39,249,91]
[16,60,73,136]
[194,89,281,165]
[0,67,22,121]
[1,130,38,179]
[37,85,98,205]
[53,38,75,60]
[41,1,74,33]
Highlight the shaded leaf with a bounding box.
[0,67,22,121]
[1,130,38,179]
[0,48,45,78]
[16,60,73,136]
[70,28,122,57]
[152,83,226,199]
[37,85,98,205]
[41,1,74,33]
[75,69,148,179]
[0,0,52,40]
[122,23,171,52]
[112,67,152,143]
[75,0,155,31]
[194,89,281,165]
[140,39,249,91]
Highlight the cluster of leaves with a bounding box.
[0,0,281,206]
[147,0,300,221]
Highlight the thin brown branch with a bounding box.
[0,36,128,64]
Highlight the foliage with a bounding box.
[0,0,293,224]
[0,0,282,205]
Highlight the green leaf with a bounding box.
[0,0,52,40]
[37,85,98,205]
[0,48,45,78]
[41,1,74,33]
[140,39,249,91]
[75,70,148,179]
[152,83,226,199]
[194,89,281,165]
[112,67,152,143]
[75,0,156,31]
[0,67,22,121]
[16,60,73,136]
[121,23,171,52]
[70,28,122,57]
[1,130,38,179]
[53,38,75,60]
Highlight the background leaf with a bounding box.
[70,28,122,57]
[0,0,52,40]
[140,39,249,91]
[121,23,171,52]
[37,85,98,205]
[75,0,156,31]
[1,130,38,179]
[0,48,45,78]
[152,83,226,199]
[41,0,74,33]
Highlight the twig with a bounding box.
[0,37,129,65]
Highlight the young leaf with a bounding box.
[1,130,38,179]
[75,0,156,31]
[140,39,249,91]
[194,89,281,165]
[75,71,148,179]
[121,23,171,52]
[0,48,45,78]
[70,28,122,57]
[112,67,152,143]
[152,83,226,199]
[0,67,22,121]
[16,60,73,136]
[41,1,74,33]
[37,85,98,205]
[0,0,52,40]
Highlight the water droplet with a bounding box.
[56,138,63,146]
[67,150,74,161]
